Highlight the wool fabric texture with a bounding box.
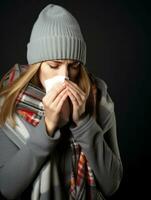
[27,4,86,65]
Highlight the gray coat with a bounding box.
[0,76,123,200]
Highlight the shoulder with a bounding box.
[91,74,115,129]
[94,75,114,112]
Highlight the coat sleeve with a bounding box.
[70,86,123,197]
[0,116,61,199]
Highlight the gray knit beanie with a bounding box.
[27,4,86,65]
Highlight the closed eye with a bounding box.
[46,61,81,69]
[49,64,59,69]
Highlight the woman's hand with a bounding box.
[42,84,68,135]
[65,80,87,125]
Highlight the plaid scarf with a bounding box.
[1,64,96,199]
[70,139,96,200]
[16,83,45,126]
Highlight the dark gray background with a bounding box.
[0,0,150,199]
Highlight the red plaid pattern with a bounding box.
[1,64,45,126]
[70,139,96,200]
[17,109,40,126]
[15,87,45,126]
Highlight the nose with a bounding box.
[60,64,69,77]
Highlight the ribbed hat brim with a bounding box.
[27,36,86,65]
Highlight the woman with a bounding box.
[0,4,123,200]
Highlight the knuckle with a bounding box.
[44,103,49,109]
[83,94,87,100]
[75,92,78,96]
[42,98,47,106]
[81,95,85,101]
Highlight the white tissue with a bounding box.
[44,75,70,127]
[44,75,69,93]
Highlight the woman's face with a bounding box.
[39,59,81,89]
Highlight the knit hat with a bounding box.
[27,4,86,65]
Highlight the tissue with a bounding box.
[44,75,70,127]
[44,75,69,93]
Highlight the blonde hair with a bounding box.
[0,63,95,128]
[0,63,41,127]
